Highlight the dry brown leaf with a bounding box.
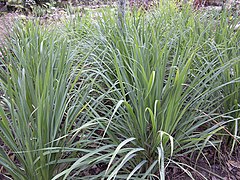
[228,160,240,169]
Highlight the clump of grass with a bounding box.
[0,20,104,179]
[85,2,240,178]
[213,10,240,152]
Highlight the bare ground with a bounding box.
[0,13,15,45]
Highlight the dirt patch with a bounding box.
[166,143,240,180]
[0,13,17,46]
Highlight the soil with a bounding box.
[0,13,14,45]
[166,145,240,180]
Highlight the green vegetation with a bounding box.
[0,1,239,179]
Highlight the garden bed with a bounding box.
[0,1,239,179]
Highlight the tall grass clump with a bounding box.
[85,2,240,178]
[188,8,240,150]
[0,20,104,179]
[212,9,240,152]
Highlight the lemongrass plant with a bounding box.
[187,7,240,151]
[0,20,104,179]
[52,3,240,179]
[213,9,240,152]
[82,2,240,179]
